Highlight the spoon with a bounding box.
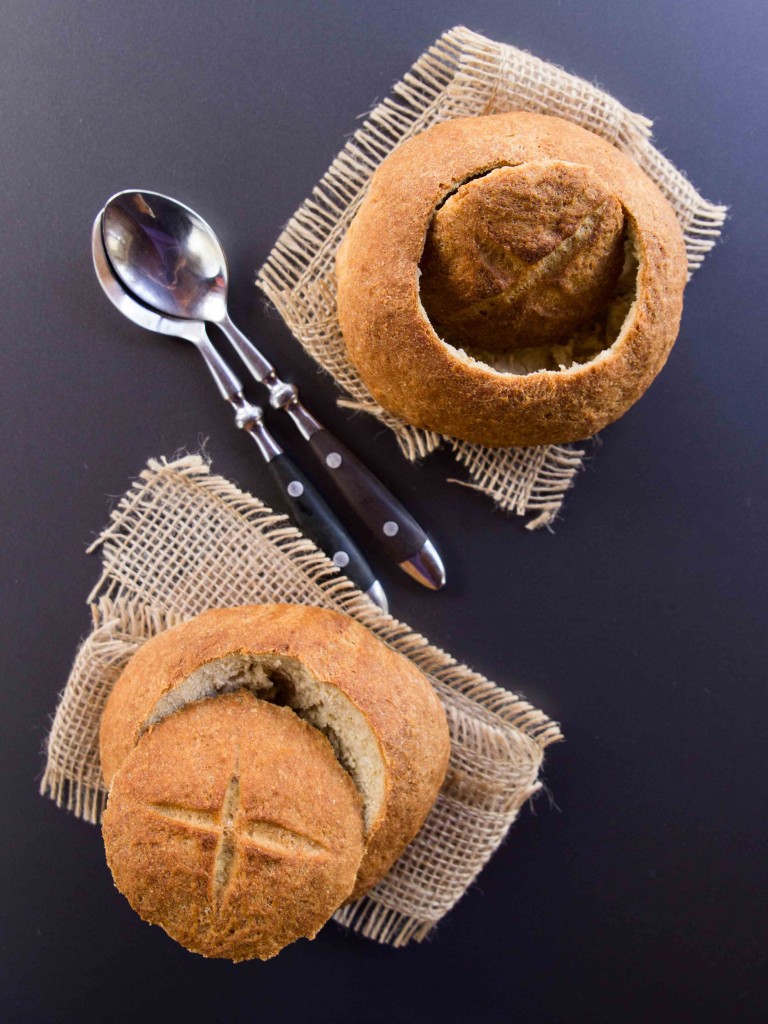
[101,189,445,591]
[92,210,388,613]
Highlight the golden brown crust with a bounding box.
[102,692,364,961]
[335,112,688,447]
[100,604,450,900]
[420,162,626,350]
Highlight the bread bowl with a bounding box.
[335,111,688,447]
[100,604,450,910]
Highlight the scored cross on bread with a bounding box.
[103,692,364,961]
[149,763,332,903]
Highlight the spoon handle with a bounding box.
[267,452,382,606]
[235,398,386,610]
[217,316,445,591]
[302,427,444,589]
[194,336,387,610]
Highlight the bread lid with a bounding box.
[102,692,364,960]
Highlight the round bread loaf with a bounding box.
[102,692,364,961]
[335,111,688,447]
[100,604,450,901]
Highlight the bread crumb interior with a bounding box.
[144,655,385,834]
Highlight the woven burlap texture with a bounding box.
[257,25,725,529]
[41,455,562,947]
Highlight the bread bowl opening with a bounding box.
[144,654,385,835]
[417,162,640,376]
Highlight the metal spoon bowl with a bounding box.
[92,210,210,344]
[102,190,230,324]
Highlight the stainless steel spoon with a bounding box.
[92,210,388,612]
[101,189,445,590]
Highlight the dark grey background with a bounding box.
[2,1,765,1021]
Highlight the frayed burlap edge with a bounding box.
[41,454,562,946]
[256,25,726,529]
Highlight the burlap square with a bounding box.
[41,455,562,946]
[256,25,725,528]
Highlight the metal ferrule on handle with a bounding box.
[218,316,322,439]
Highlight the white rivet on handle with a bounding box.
[383,521,399,537]
[287,481,304,498]
[333,551,350,567]
[326,452,342,469]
